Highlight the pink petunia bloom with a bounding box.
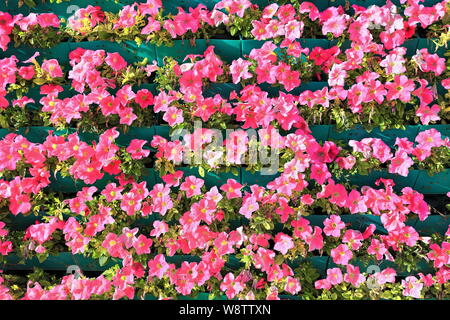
[126,139,150,160]
[0,240,12,256]
[367,239,388,261]
[402,276,423,299]
[134,89,154,108]
[310,163,331,185]
[150,220,169,238]
[161,170,184,187]
[385,75,415,102]
[138,0,162,16]
[399,226,419,247]
[331,244,353,265]
[220,273,244,299]
[415,129,443,149]
[239,195,259,219]
[105,52,127,71]
[344,265,365,288]
[274,233,294,255]
[342,230,364,250]
[37,13,60,28]
[120,192,142,216]
[323,215,345,237]
[162,106,184,126]
[42,59,63,78]
[306,226,323,252]
[133,234,153,255]
[102,233,126,258]
[345,190,367,214]
[220,179,242,199]
[230,58,253,84]
[18,66,35,80]
[148,254,170,279]
[180,176,204,198]
[388,151,414,177]
[322,13,348,37]
[284,276,301,294]
[315,278,331,290]
[326,268,343,286]
[416,104,440,125]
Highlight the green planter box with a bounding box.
[347,169,450,194]
[156,39,242,64]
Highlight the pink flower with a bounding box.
[292,218,313,240]
[342,230,364,251]
[251,20,268,40]
[13,96,34,108]
[274,233,294,255]
[219,0,251,17]
[380,49,406,75]
[415,129,443,149]
[306,226,323,251]
[18,66,35,80]
[278,69,300,92]
[148,254,170,279]
[150,220,169,238]
[321,13,348,37]
[10,193,31,215]
[0,222,7,237]
[385,75,415,102]
[239,195,259,219]
[0,240,12,255]
[442,78,450,89]
[344,265,365,288]
[310,163,331,185]
[180,176,204,198]
[220,179,242,199]
[133,234,152,255]
[120,227,139,249]
[315,278,331,290]
[402,276,423,299]
[105,52,127,71]
[126,139,150,160]
[323,215,345,237]
[120,192,141,216]
[42,59,63,78]
[220,273,244,299]
[230,58,253,84]
[415,49,446,75]
[416,104,440,125]
[163,106,184,126]
[161,170,184,187]
[388,151,414,177]
[300,194,314,205]
[326,268,343,286]
[102,233,126,258]
[331,244,353,265]
[399,226,419,247]
[138,0,162,16]
[37,13,60,28]
[101,183,123,202]
[345,190,367,214]
[284,276,301,294]
[367,239,387,260]
[134,89,154,108]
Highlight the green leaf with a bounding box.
[99,256,109,267]
[23,0,36,8]
[198,166,205,178]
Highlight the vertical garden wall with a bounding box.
[0,0,449,300]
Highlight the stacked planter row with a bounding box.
[0,0,448,300]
